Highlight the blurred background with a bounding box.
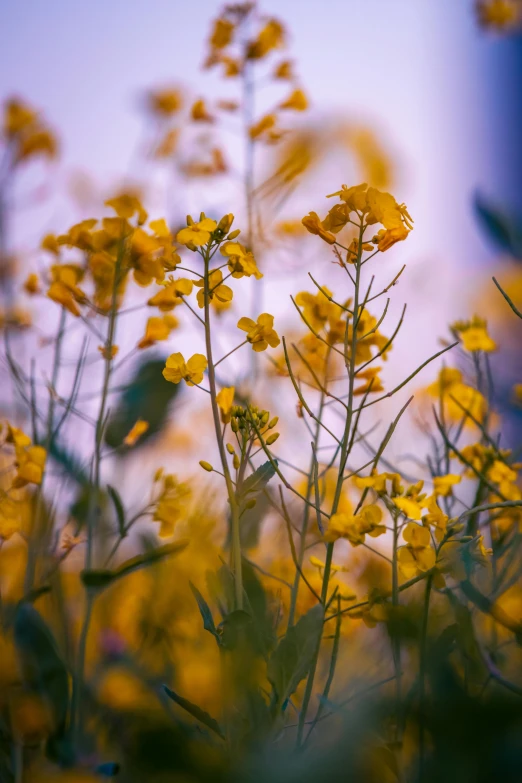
[1,4,522,781]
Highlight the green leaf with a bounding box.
[242,560,276,656]
[163,686,225,739]
[81,539,188,590]
[218,609,252,650]
[239,461,277,502]
[474,192,522,257]
[267,604,324,708]
[189,581,219,641]
[107,484,126,538]
[104,357,180,451]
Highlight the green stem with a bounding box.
[72,238,124,745]
[203,247,243,610]
[296,221,365,748]
[418,572,433,779]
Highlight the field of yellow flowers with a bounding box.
[1,2,522,782]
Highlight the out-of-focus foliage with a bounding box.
[0,4,522,783]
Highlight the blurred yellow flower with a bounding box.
[123,419,149,447]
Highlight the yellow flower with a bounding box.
[451,316,497,352]
[162,352,207,386]
[13,444,47,488]
[148,278,192,311]
[41,234,60,254]
[280,88,308,111]
[426,367,486,425]
[191,99,214,123]
[354,470,403,496]
[366,187,413,230]
[301,212,336,244]
[4,98,36,136]
[433,474,461,497]
[105,193,147,225]
[394,496,424,520]
[326,504,385,546]
[195,269,233,308]
[322,203,352,234]
[153,474,192,538]
[209,17,235,49]
[247,19,285,59]
[98,345,119,360]
[147,88,183,117]
[123,420,149,447]
[477,0,519,29]
[309,555,348,575]
[237,313,280,352]
[220,242,262,279]
[353,366,384,396]
[488,459,518,485]
[216,387,235,424]
[176,217,217,246]
[23,273,40,295]
[372,225,409,252]
[0,495,20,541]
[16,129,57,162]
[47,264,87,317]
[423,495,448,541]
[274,60,294,79]
[138,315,178,349]
[249,114,276,140]
[398,522,436,578]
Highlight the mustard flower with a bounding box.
[451,316,497,353]
[176,216,217,246]
[220,241,262,279]
[195,269,233,308]
[433,474,461,497]
[237,313,280,352]
[123,420,149,447]
[138,315,179,349]
[280,88,308,111]
[397,522,436,578]
[163,352,208,386]
[216,386,235,423]
[301,212,336,244]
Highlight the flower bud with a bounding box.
[226,443,235,454]
[245,498,256,510]
[268,416,279,429]
[266,432,279,446]
[233,454,240,470]
[199,460,213,472]
[231,417,239,432]
[186,214,194,225]
[199,211,206,221]
[218,213,234,233]
[227,229,241,240]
